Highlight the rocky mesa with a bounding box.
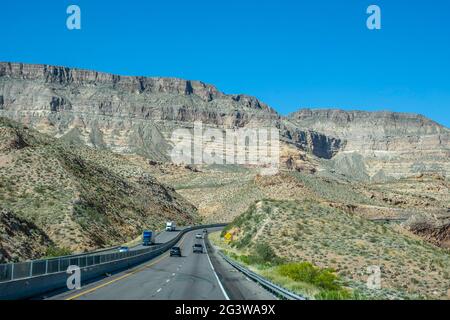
[0,62,341,161]
[289,109,450,180]
[1,62,448,181]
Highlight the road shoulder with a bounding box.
[205,235,277,300]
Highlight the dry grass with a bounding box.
[215,200,450,300]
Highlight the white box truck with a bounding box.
[166,221,176,231]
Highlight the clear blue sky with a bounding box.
[1,0,449,127]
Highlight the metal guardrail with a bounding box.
[0,225,222,284]
[0,244,156,283]
[0,233,168,283]
[216,250,307,300]
[0,223,227,300]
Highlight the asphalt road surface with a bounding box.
[47,227,275,300]
[68,228,184,258]
[128,229,182,252]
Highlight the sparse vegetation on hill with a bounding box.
[212,199,450,300]
[146,159,449,250]
[0,117,198,262]
[0,208,53,263]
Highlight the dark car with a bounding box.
[193,243,203,254]
[203,229,208,233]
[170,246,182,257]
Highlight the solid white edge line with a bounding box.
[203,238,230,300]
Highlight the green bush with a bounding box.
[243,243,283,265]
[315,289,353,300]
[254,243,275,262]
[313,270,340,291]
[44,246,72,258]
[239,255,251,265]
[228,252,238,260]
[278,262,315,282]
[235,233,252,249]
[277,262,340,291]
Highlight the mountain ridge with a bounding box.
[289,108,449,131]
[0,61,342,160]
[2,61,447,129]
[1,61,449,179]
[3,62,448,129]
[0,61,278,113]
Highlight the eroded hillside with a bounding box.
[0,117,198,262]
[139,157,449,249]
[219,199,450,299]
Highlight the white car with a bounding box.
[195,234,203,239]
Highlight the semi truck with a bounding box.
[166,221,176,231]
[142,230,155,246]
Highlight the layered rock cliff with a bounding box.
[1,62,448,180]
[289,109,450,180]
[0,62,341,161]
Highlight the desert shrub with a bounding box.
[277,262,340,291]
[244,243,283,265]
[230,204,256,229]
[239,255,251,265]
[278,262,315,282]
[34,185,47,195]
[255,243,275,262]
[315,289,353,300]
[224,250,238,260]
[44,246,72,258]
[312,269,340,291]
[234,232,252,249]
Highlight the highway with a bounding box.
[128,227,186,252]
[52,229,184,261]
[46,227,275,300]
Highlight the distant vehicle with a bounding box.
[193,243,203,253]
[170,246,182,257]
[203,229,208,233]
[118,246,129,253]
[142,230,155,246]
[195,233,203,239]
[166,221,176,231]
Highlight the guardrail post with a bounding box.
[30,261,33,277]
[11,263,14,281]
[45,260,48,274]
[58,258,61,272]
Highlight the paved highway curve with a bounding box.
[128,227,187,252]
[46,227,275,300]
